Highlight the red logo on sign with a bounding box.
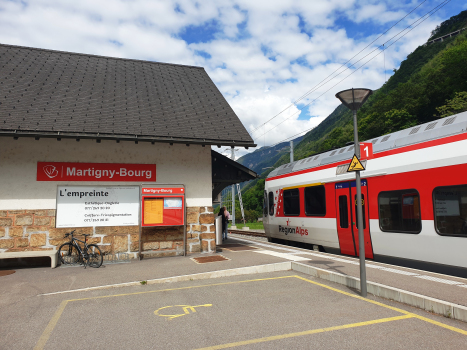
[37,162,156,182]
[43,165,59,179]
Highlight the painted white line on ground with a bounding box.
[37,262,292,296]
[416,275,465,285]
[254,250,311,261]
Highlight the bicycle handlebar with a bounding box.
[64,229,76,238]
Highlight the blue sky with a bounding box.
[0,0,465,155]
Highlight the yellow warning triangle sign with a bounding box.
[347,154,365,172]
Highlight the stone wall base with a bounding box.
[0,206,215,265]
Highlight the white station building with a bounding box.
[0,43,257,265]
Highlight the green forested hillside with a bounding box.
[236,136,303,174]
[236,10,467,222]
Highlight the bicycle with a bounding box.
[58,230,103,268]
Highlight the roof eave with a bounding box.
[0,130,256,148]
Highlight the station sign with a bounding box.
[56,186,140,228]
[141,185,185,227]
[37,162,156,182]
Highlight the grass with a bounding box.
[228,222,264,230]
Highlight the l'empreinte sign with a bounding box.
[56,186,140,228]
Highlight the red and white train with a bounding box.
[263,111,467,277]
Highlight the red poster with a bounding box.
[37,162,156,182]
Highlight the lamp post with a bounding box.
[231,147,236,227]
[335,88,372,297]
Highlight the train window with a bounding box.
[433,185,467,237]
[268,191,275,216]
[339,195,349,228]
[263,191,268,217]
[355,194,366,229]
[283,189,300,216]
[305,185,326,216]
[378,189,421,234]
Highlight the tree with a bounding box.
[436,91,467,118]
[385,109,417,133]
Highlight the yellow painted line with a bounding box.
[412,314,467,336]
[294,275,412,315]
[34,276,294,349]
[34,300,69,350]
[294,275,467,336]
[195,314,414,350]
[283,183,323,190]
[35,273,467,350]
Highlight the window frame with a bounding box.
[338,195,349,228]
[304,185,326,217]
[432,184,467,238]
[263,190,268,217]
[283,188,301,216]
[268,191,275,216]
[378,189,422,234]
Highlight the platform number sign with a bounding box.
[359,142,373,160]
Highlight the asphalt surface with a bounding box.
[1,236,466,349]
[231,235,467,307]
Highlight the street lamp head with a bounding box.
[335,88,372,111]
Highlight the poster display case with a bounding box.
[141,186,185,226]
[139,184,186,257]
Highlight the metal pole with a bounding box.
[231,148,235,226]
[353,108,367,297]
[290,140,294,163]
[138,186,142,260]
[183,192,187,257]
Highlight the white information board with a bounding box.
[56,186,140,228]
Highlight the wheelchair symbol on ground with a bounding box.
[154,304,212,320]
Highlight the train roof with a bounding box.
[267,111,467,179]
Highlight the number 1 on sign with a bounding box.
[359,143,373,160]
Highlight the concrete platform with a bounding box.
[1,236,467,349]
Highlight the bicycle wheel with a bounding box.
[58,243,80,265]
[86,244,103,268]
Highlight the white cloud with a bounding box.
[0,0,463,158]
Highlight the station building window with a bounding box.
[433,185,467,237]
[283,189,300,216]
[305,185,326,216]
[268,191,275,216]
[378,189,421,233]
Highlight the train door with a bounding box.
[335,180,373,258]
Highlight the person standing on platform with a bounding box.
[224,208,230,240]
[218,207,227,240]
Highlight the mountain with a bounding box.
[236,135,303,174]
[236,10,467,221]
